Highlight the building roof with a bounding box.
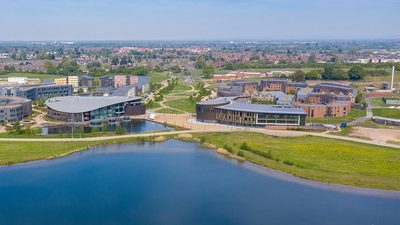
[111,85,136,97]
[46,96,141,113]
[216,101,306,115]
[197,97,236,106]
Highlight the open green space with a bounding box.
[155,108,184,114]
[306,109,366,124]
[163,98,196,113]
[168,83,192,94]
[372,108,400,119]
[190,132,400,190]
[148,72,170,83]
[0,72,63,81]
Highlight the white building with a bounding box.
[7,77,28,84]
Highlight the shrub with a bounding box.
[224,144,233,153]
[283,160,294,166]
[200,137,206,143]
[237,151,245,157]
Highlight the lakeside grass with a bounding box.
[188,132,400,190]
[1,132,400,190]
[372,108,400,119]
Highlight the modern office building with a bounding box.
[7,77,28,84]
[0,96,32,123]
[99,75,115,88]
[196,97,306,126]
[54,77,68,85]
[0,84,73,101]
[79,75,94,88]
[67,76,79,88]
[46,96,146,122]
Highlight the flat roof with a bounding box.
[46,96,141,114]
[197,97,236,106]
[216,101,306,115]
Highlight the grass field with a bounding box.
[148,72,170,83]
[306,109,367,124]
[156,108,184,114]
[169,83,192,94]
[0,72,63,81]
[372,108,400,119]
[146,102,161,109]
[163,98,196,113]
[190,132,400,190]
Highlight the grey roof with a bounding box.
[197,97,236,106]
[46,96,141,113]
[216,101,306,115]
[111,85,136,97]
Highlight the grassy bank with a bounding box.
[372,108,400,119]
[186,132,400,190]
[0,72,63,81]
[1,132,400,190]
[164,98,196,113]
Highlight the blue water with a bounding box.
[0,140,399,225]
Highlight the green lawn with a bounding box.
[156,108,184,114]
[164,98,196,113]
[306,109,366,124]
[148,72,170,83]
[372,108,400,119]
[168,83,192,94]
[191,132,400,190]
[146,102,161,109]
[0,72,63,81]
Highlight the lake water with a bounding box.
[0,140,399,225]
[43,120,174,135]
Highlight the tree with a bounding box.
[44,61,58,74]
[322,64,347,80]
[291,70,306,82]
[195,58,207,69]
[348,65,366,80]
[305,70,321,80]
[203,65,215,78]
[171,65,182,74]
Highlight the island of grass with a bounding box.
[372,108,400,119]
[1,132,400,190]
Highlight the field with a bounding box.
[306,109,366,124]
[168,83,192,94]
[163,98,196,113]
[191,132,400,190]
[148,72,170,83]
[372,108,400,119]
[0,72,63,81]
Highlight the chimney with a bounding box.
[391,66,395,90]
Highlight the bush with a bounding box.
[200,137,206,143]
[240,142,251,151]
[283,160,294,166]
[224,144,234,153]
[237,151,245,157]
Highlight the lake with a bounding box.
[0,140,399,225]
[43,120,174,135]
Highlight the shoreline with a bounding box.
[1,134,400,197]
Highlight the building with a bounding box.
[217,81,259,97]
[99,75,115,88]
[0,84,73,101]
[0,96,32,123]
[7,77,28,84]
[260,79,307,94]
[46,96,146,122]
[114,75,140,88]
[313,83,357,96]
[67,76,79,88]
[79,75,94,88]
[196,97,306,126]
[294,101,350,118]
[54,77,68,85]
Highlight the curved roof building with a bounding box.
[46,96,145,122]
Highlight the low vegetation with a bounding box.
[372,108,400,119]
[190,132,400,190]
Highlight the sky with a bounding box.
[0,0,399,41]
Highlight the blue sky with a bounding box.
[0,0,399,40]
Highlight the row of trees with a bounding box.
[290,64,382,82]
